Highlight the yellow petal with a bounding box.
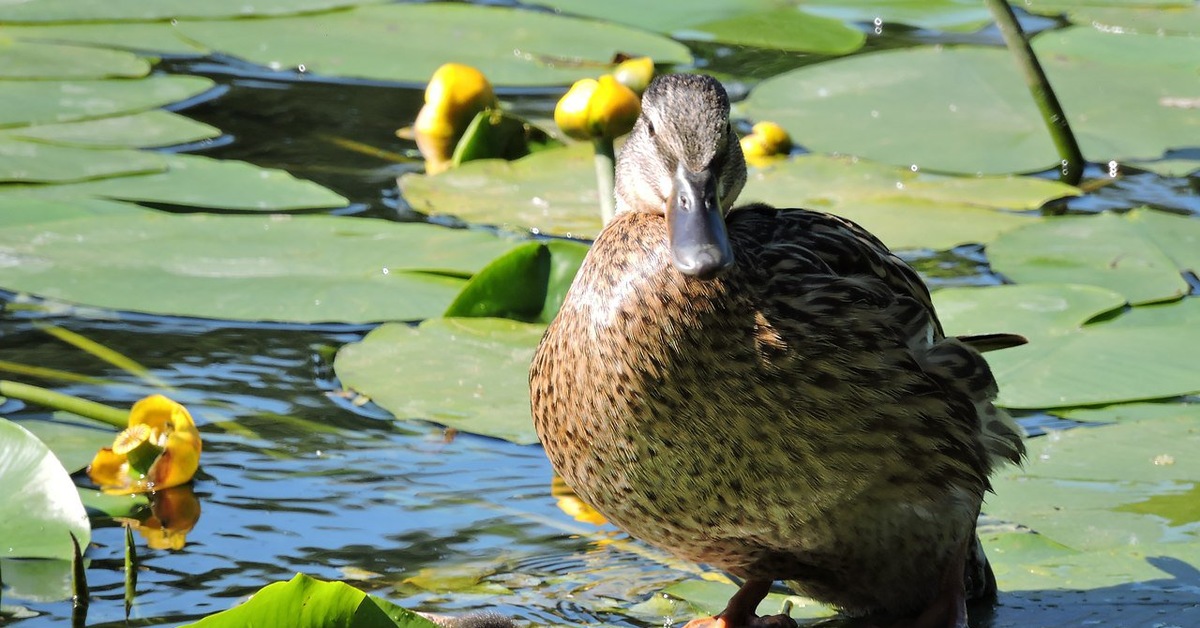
[87,447,130,491]
[588,75,640,140]
[146,428,201,491]
[613,56,654,95]
[554,78,599,141]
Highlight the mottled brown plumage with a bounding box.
[530,74,1024,628]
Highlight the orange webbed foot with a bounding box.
[681,580,797,628]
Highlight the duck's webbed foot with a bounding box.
[681,580,798,628]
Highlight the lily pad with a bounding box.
[14,412,115,473]
[987,208,1198,305]
[25,153,347,210]
[0,193,148,226]
[0,38,149,79]
[741,27,1200,175]
[3,110,221,148]
[934,283,1127,342]
[1097,296,1200,328]
[1024,1,1200,37]
[1056,401,1200,424]
[0,0,392,21]
[444,240,590,323]
[0,75,215,128]
[0,213,517,323]
[334,318,545,445]
[0,138,165,183]
[184,573,438,628]
[402,146,1052,249]
[0,417,91,560]
[2,21,206,55]
[800,0,995,33]
[176,4,692,86]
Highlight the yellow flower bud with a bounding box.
[554,75,641,141]
[412,63,497,173]
[612,56,654,94]
[740,121,793,166]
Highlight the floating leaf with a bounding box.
[0,0,393,21]
[0,38,148,79]
[403,146,1051,248]
[2,110,221,149]
[742,27,1200,174]
[1097,296,1200,328]
[532,0,864,54]
[334,318,545,444]
[0,417,91,560]
[934,283,1126,342]
[3,21,207,54]
[0,138,165,183]
[658,578,831,621]
[183,573,438,628]
[1024,1,1200,37]
[1055,401,1200,424]
[0,193,147,227]
[25,153,347,211]
[14,413,115,474]
[176,4,692,86]
[0,213,517,323]
[801,0,996,33]
[445,240,589,323]
[0,75,215,128]
[987,209,1198,305]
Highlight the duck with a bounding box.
[529,73,1025,628]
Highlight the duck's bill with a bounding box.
[667,165,734,279]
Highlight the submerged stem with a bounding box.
[986,0,1084,185]
[592,137,617,226]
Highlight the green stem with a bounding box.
[592,137,617,226]
[986,0,1084,185]
[0,380,127,429]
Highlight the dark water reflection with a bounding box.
[3,14,1198,628]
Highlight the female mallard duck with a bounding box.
[529,73,1025,628]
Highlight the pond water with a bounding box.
[3,8,1198,628]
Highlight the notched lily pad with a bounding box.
[176,3,692,86]
[334,318,545,445]
[934,283,1127,342]
[0,38,149,79]
[0,213,517,323]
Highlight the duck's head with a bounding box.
[615,73,747,280]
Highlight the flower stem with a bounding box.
[592,137,617,226]
[986,0,1084,184]
[0,380,127,428]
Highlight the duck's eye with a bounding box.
[645,119,656,137]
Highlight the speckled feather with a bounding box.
[529,74,1023,623]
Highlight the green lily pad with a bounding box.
[988,319,1200,409]
[176,4,692,86]
[403,146,1053,249]
[0,213,517,323]
[658,578,832,621]
[0,193,148,227]
[1097,297,1200,328]
[0,0,392,21]
[0,417,91,560]
[1126,157,1200,177]
[334,318,545,445]
[987,208,1198,305]
[0,138,165,183]
[2,110,221,148]
[800,0,995,33]
[0,75,215,128]
[742,27,1200,175]
[1024,1,1200,37]
[985,417,1200,551]
[1055,401,1200,424]
[184,573,438,628]
[2,21,207,54]
[78,487,149,518]
[934,283,1127,342]
[0,37,149,79]
[25,153,347,211]
[0,558,73,603]
[444,240,589,323]
[14,412,115,473]
[532,0,864,54]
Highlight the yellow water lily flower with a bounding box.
[612,56,654,94]
[88,394,201,495]
[554,75,641,141]
[412,62,498,173]
[740,121,794,167]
